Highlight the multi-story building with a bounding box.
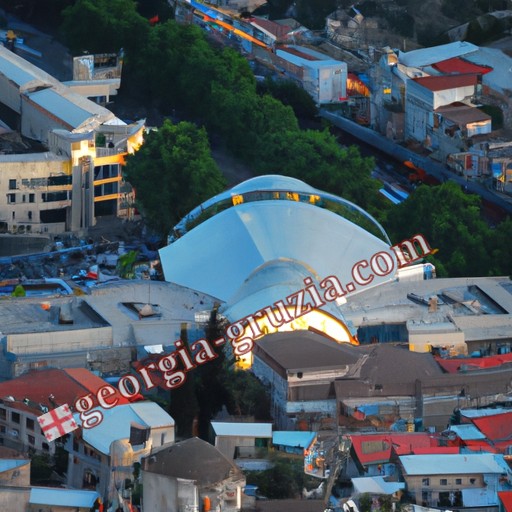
[0,45,144,235]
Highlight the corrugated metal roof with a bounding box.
[399,41,479,68]
[26,88,95,129]
[29,487,99,507]
[350,433,436,465]
[352,476,405,495]
[433,57,492,75]
[448,424,487,441]
[413,74,478,91]
[211,421,272,438]
[0,54,37,86]
[499,491,512,512]
[470,410,512,441]
[462,487,499,507]
[256,331,360,372]
[0,459,29,473]
[77,401,175,454]
[400,453,510,475]
[272,431,316,448]
[461,407,511,418]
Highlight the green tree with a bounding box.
[254,128,379,211]
[223,368,271,420]
[384,182,494,277]
[60,0,149,55]
[258,78,318,120]
[123,119,226,236]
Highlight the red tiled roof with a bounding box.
[470,411,512,442]
[0,368,131,414]
[413,74,478,91]
[435,353,512,373]
[349,432,438,465]
[433,57,492,75]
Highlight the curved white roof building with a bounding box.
[159,175,398,341]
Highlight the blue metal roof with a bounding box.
[0,53,37,86]
[76,401,175,455]
[26,88,94,129]
[29,487,99,507]
[272,431,316,448]
[0,459,29,472]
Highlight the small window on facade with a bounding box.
[0,408,5,420]
[8,194,15,204]
[11,412,20,424]
[456,478,462,485]
[42,442,49,451]
[22,195,26,202]
[422,478,430,486]
[28,435,35,445]
[28,211,32,220]
[470,478,476,484]
[26,418,35,430]
[29,194,35,203]
[9,179,16,190]
[440,479,448,485]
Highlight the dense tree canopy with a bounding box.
[123,120,226,236]
[384,182,511,278]
[60,0,149,55]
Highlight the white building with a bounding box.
[0,45,144,235]
[276,46,348,105]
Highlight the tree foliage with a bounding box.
[60,0,149,55]
[384,182,510,278]
[123,119,226,236]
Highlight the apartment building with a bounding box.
[0,45,144,235]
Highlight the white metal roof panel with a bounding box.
[29,488,99,507]
[400,453,509,475]
[27,88,94,128]
[211,421,273,438]
[76,401,175,454]
[352,476,405,495]
[399,41,478,68]
[0,54,37,86]
[160,199,395,303]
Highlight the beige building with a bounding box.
[0,45,144,235]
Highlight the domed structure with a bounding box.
[159,175,398,347]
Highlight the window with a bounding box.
[9,179,16,190]
[11,412,20,424]
[7,193,15,204]
[28,435,35,445]
[22,195,26,202]
[0,408,5,420]
[26,418,35,431]
[29,194,35,203]
[470,478,476,484]
[456,478,462,485]
[422,478,430,486]
[440,479,448,485]
[28,211,32,220]
[42,442,49,451]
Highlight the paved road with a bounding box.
[0,8,73,81]
[321,109,512,216]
